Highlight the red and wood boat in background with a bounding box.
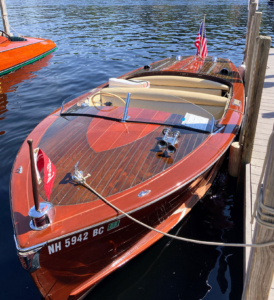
[10,55,244,300]
[0,30,56,76]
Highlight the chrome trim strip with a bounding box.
[14,235,46,252]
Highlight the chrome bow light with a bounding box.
[157,129,180,155]
[157,128,171,151]
[29,202,55,231]
[166,131,180,155]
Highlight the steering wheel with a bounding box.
[0,30,12,41]
[89,92,126,112]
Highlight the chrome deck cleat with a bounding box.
[72,161,91,184]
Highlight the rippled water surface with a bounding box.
[1,0,273,299]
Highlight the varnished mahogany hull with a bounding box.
[0,37,56,76]
[10,55,245,300]
[31,157,222,300]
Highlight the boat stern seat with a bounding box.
[133,75,230,97]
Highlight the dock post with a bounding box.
[238,36,271,182]
[245,12,262,93]
[244,2,257,62]
[0,0,11,36]
[242,132,274,300]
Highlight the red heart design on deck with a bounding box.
[86,107,170,153]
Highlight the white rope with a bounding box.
[212,33,246,56]
[72,166,274,248]
[9,25,25,37]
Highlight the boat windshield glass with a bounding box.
[61,88,215,134]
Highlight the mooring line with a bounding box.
[211,33,246,57]
[72,161,274,248]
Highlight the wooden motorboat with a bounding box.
[10,55,244,300]
[0,30,56,76]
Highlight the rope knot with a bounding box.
[71,161,90,185]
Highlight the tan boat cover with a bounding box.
[134,75,230,91]
[102,87,227,107]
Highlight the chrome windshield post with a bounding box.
[210,116,215,134]
[121,93,131,122]
[60,100,65,115]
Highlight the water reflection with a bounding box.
[0,54,53,136]
[0,94,7,135]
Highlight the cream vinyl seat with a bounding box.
[134,75,230,96]
[91,76,231,119]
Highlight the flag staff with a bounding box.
[27,139,41,212]
[199,14,206,57]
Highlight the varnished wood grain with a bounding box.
[38,108,208,205]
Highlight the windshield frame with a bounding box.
[60,89,216,135]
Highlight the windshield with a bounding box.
[61,88,215,134]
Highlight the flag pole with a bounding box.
[199,14,206,57]
[27,139,41,212]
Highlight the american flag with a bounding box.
[194,21,207,58]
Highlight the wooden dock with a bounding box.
[245,47,274,299]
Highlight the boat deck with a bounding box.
[245,48,274,299]
[38,108,208,205]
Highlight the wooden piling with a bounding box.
[228,142,241,177]
[240,36,271,169]
[244,2,257,62]
[0,0,11,36]
[245,12,262,93]
[242,132,274,300]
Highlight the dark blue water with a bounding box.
[1,0,273,299]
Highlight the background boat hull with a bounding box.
[0,37,56,76]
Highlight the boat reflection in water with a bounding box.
[0,53,54,136]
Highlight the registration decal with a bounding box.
[107,220,120,231]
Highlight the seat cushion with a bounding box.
[135,75,230,91]
[102,87,227,107]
